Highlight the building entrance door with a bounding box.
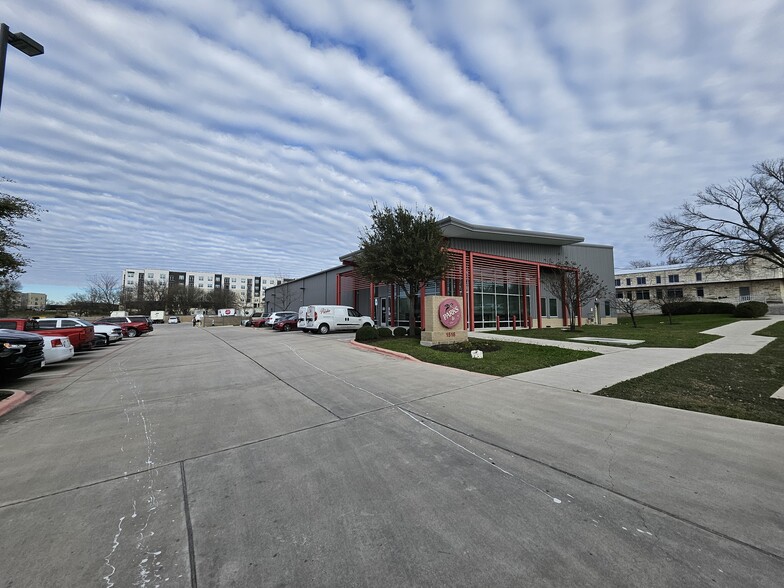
[375,297,389,326]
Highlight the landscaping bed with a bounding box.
[369,337,597,377]
[495,314,739,348]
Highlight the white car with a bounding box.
[41,335,74,365]
[168,316,181,324]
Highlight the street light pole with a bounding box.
[0,22,45,112]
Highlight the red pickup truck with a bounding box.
[0,318,95,351]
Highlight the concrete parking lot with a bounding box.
[1,325,782,586]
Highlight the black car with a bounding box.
[0,328,46,383]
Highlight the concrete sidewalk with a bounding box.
[501,315,784,394]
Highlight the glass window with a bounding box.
[199,276,204,281]
[636,277,646,285]
[695,272,702,282]
[147,273,153,278]
[549,298,558,317]
[616,292,624,299]
[635,290,650,300]
[614,279,621,286]
[37,319,56,328]
[348,309,361,317]
[668,275,680,283]
[696,288,704,297]
[626,278,631,286]
[605,300,611,316]
[128,271,135,276]
[656,276,661,284]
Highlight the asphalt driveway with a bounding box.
[0,325,781,586]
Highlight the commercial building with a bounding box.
[264,217,617,331]
[121,268,285,309]
[614,259,784,307]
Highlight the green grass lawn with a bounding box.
[368,337,597,377]
[495,314,739,348]
[597,326,784,426]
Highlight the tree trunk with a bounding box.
[407,291,418,336]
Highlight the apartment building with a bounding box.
[121,268,285,309]
[614,259,784,305]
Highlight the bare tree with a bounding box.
[651,158,784,270]
[205,288,237,314]
[627,259,653,268]
[273,273,296,310]
[86,273,120,307]
[613,294,644,328]
[543,261,608,331]
[647,292,693,325]
[0,276,21,316]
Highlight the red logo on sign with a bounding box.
[438,298,462,329]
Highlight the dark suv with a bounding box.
[0,328,46,383]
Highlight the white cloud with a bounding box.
[1,0,782,294]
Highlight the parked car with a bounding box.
[251,313,272,328]
[37,318,122,344]
[266,311,297,328]
[304,305,373,334]
[0,318,95,351]
[96,316,153,338]
[150,311,165,324]
[128,315,154,328]
[41,335,74,364]
[272,317,299,332]
[242,312,263,327]
[0,328,45,383]
[168,316,181,324]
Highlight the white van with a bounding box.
[296,306,308,331]
[304,305,374,334]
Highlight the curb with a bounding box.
[0,389,30,418]
[349,340,421,362]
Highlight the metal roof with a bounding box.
[437,217,584,246]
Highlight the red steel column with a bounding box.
[468,252,475,331]
[536,265,543,329]
[336,273,341,305]
[562,280,568,327]
[576,270,582,327]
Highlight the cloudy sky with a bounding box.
[2,0,783,302]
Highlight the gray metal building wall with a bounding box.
[266,238,615,319]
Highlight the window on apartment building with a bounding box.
[616,292,623,298]
[696,288,704,297]
[147,273,153,278]
[160,274,165,279]
[667,289,683,298]
[128,271,135,276]
[231,285,237,289]
[656,289,663,299]
[636,277,646,285]
[668,274,680,283]
[635,290,650,300]
[695,272,702,282]
[231,278,237,282]
[625,278,631,286]
[625,292,632,299]
[614,279,621,286]
[655,276,661,284]
[199,276,204,281]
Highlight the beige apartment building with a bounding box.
[614,259,784,307]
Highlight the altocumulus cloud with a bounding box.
[1,0,783,294]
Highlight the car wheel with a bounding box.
[362,322,372,328]
[318,323,330,335]
[283,324,292,332]
[127,328,138,338]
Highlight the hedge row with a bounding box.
[355,326,421,341]
[658,300,768,318]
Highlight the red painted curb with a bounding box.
[0,389,30,418]
[349,340,421,362]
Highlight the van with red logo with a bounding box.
[304,305,373,334]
